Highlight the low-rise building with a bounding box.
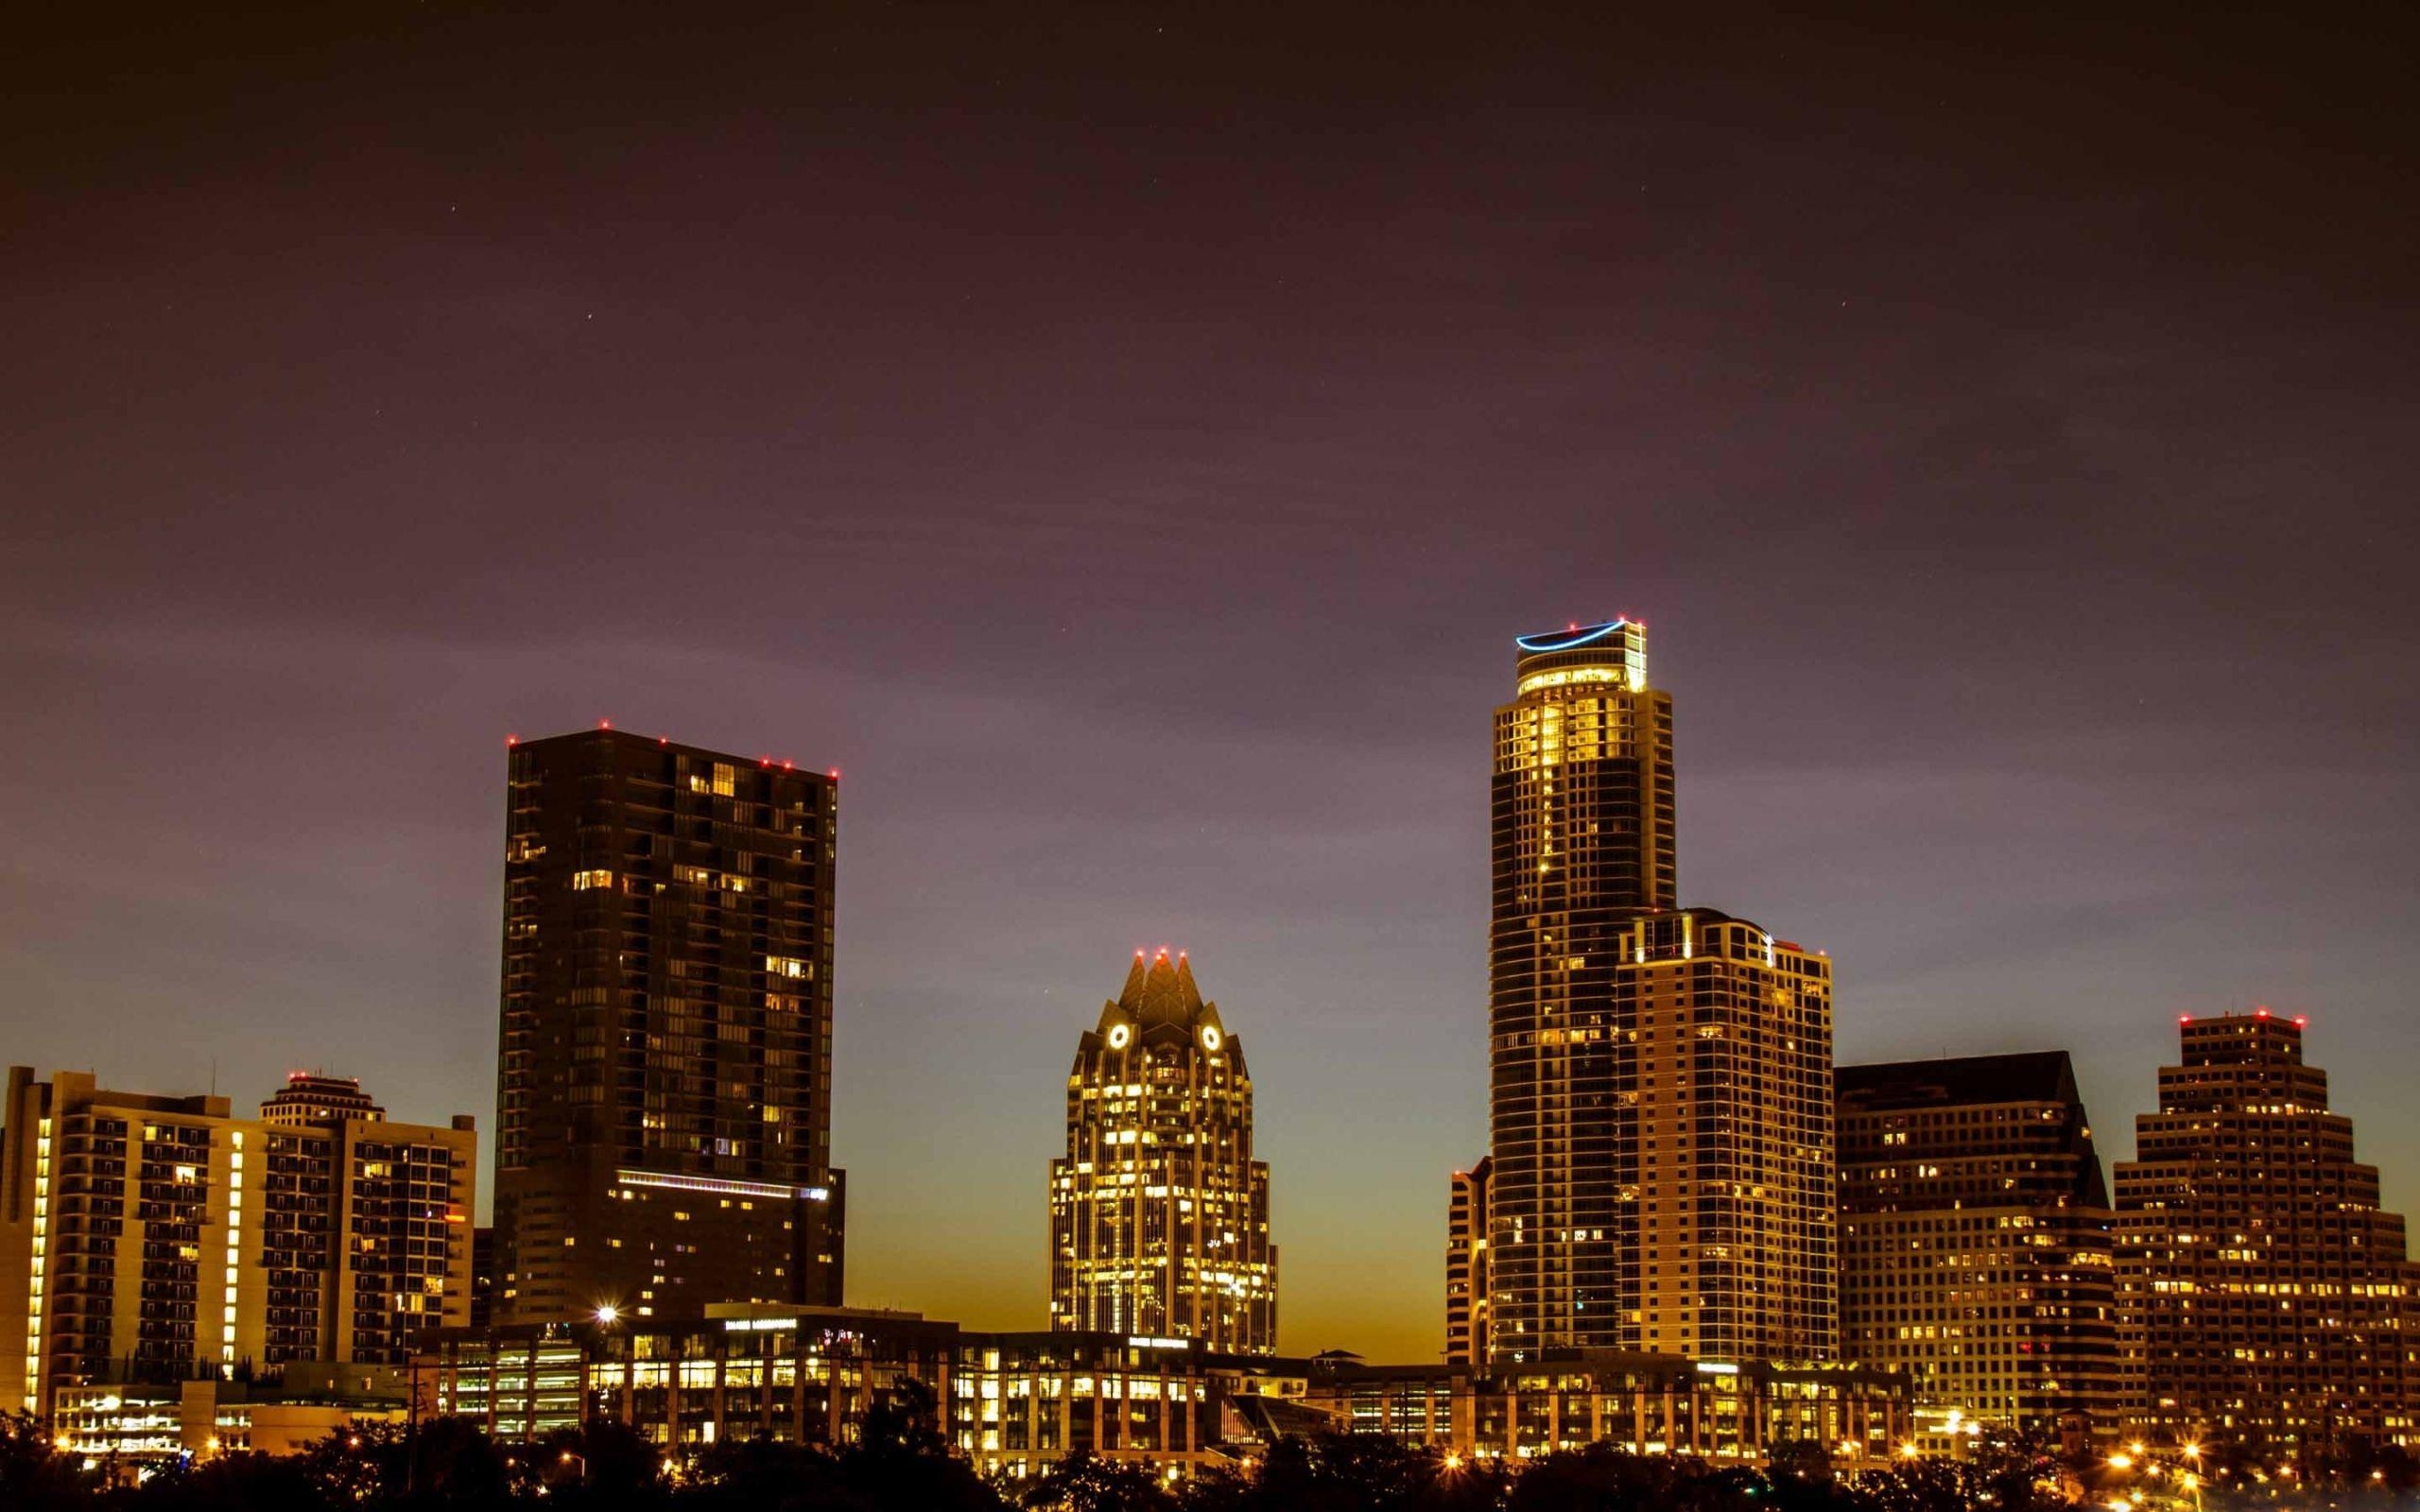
[1307,1351,1911,1466]
[422,1304,1312,1480]
[52,1365,409,1471]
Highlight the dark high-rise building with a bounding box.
[494,728,842,1324]
[2115,1011,2420,1452]
[1838,1053,2124,1446]
[1049,950,1276,1353]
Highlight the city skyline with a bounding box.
[5,7,2417,1368]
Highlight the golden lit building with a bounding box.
[1838,1053,2123,1448]
[1487,622,1833,1366]
[1,1068,475,1419]
[1049,950,1276,1353]
[1446,1158,1491,1368]
[1489,618,1675,1364]
[2115,1011,2420,1452]
[1311,1351,1910,1465]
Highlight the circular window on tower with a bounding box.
[1107,1023,1132,1049]
[1201,1025,1222,1053]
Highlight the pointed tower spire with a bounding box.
[1115,951,1149,1010]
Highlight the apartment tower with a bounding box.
[494,728,842,1324]
[1486,621,1834,1366]
[1,1069,475,1418]
[1049,950,1276,1353]
[1838,1053,2123,1445]
[2115,1012,2420,1452]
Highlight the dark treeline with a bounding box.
[9,1392,2418,1512]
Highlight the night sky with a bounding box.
[5,7,2415,1361]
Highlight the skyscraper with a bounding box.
[1,1069,475,1418]
[2115,1012,2420,1452]
[1838,1053,2124,1446]
[1049,950,1276,1353]
[1486,622,1834,1366]
[494,728,842,1324]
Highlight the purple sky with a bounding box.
[5,7,2415,1359]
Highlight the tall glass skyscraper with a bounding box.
[1049,950,1276,1353]
[1485,621,1834,1366]
[493,728,842,1324]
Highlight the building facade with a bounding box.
[1486,623,1834,1367]
[1838,1053,2123,1447]
[1308,1351,1910,1466]
[1,1068,474,1418]
[2115,1012,2420,1451]
[1490,904,1836,1365]
[424,1304,1312,1480]
[1049,951,1276,1352]
[1447,1158,1492,1368]
[494,728,843,1325]
[52,1366,410,1469]
[1489,618,1674,1364]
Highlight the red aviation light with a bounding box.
[2255,1006,2271,1018]
[599,718,612,730]
[506,734,518,747]
[2293,1015,2308,1027]
[2179,1014,2191,1024]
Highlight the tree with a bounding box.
[1022,1451,1175,1512]
[127,1451,331,1512]
[0,1409,93,1512]
[297,1419,410,1504]
[535,1417,667,1507]
[408,1415,518,1506]
[831,1382,1007,1512]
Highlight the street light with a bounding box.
[594,1305,620,1327]
[1900,1443,1923,1462]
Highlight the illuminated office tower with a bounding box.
[1049,950,1276,1353]
[0,1069,475,1418]
[494,728,843,1324]
[1838,1053,2123,1445]
[1445,1158,1491,1368]
[2115,1012,2420,1452]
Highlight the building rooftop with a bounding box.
[1837,1051,2080,1109]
